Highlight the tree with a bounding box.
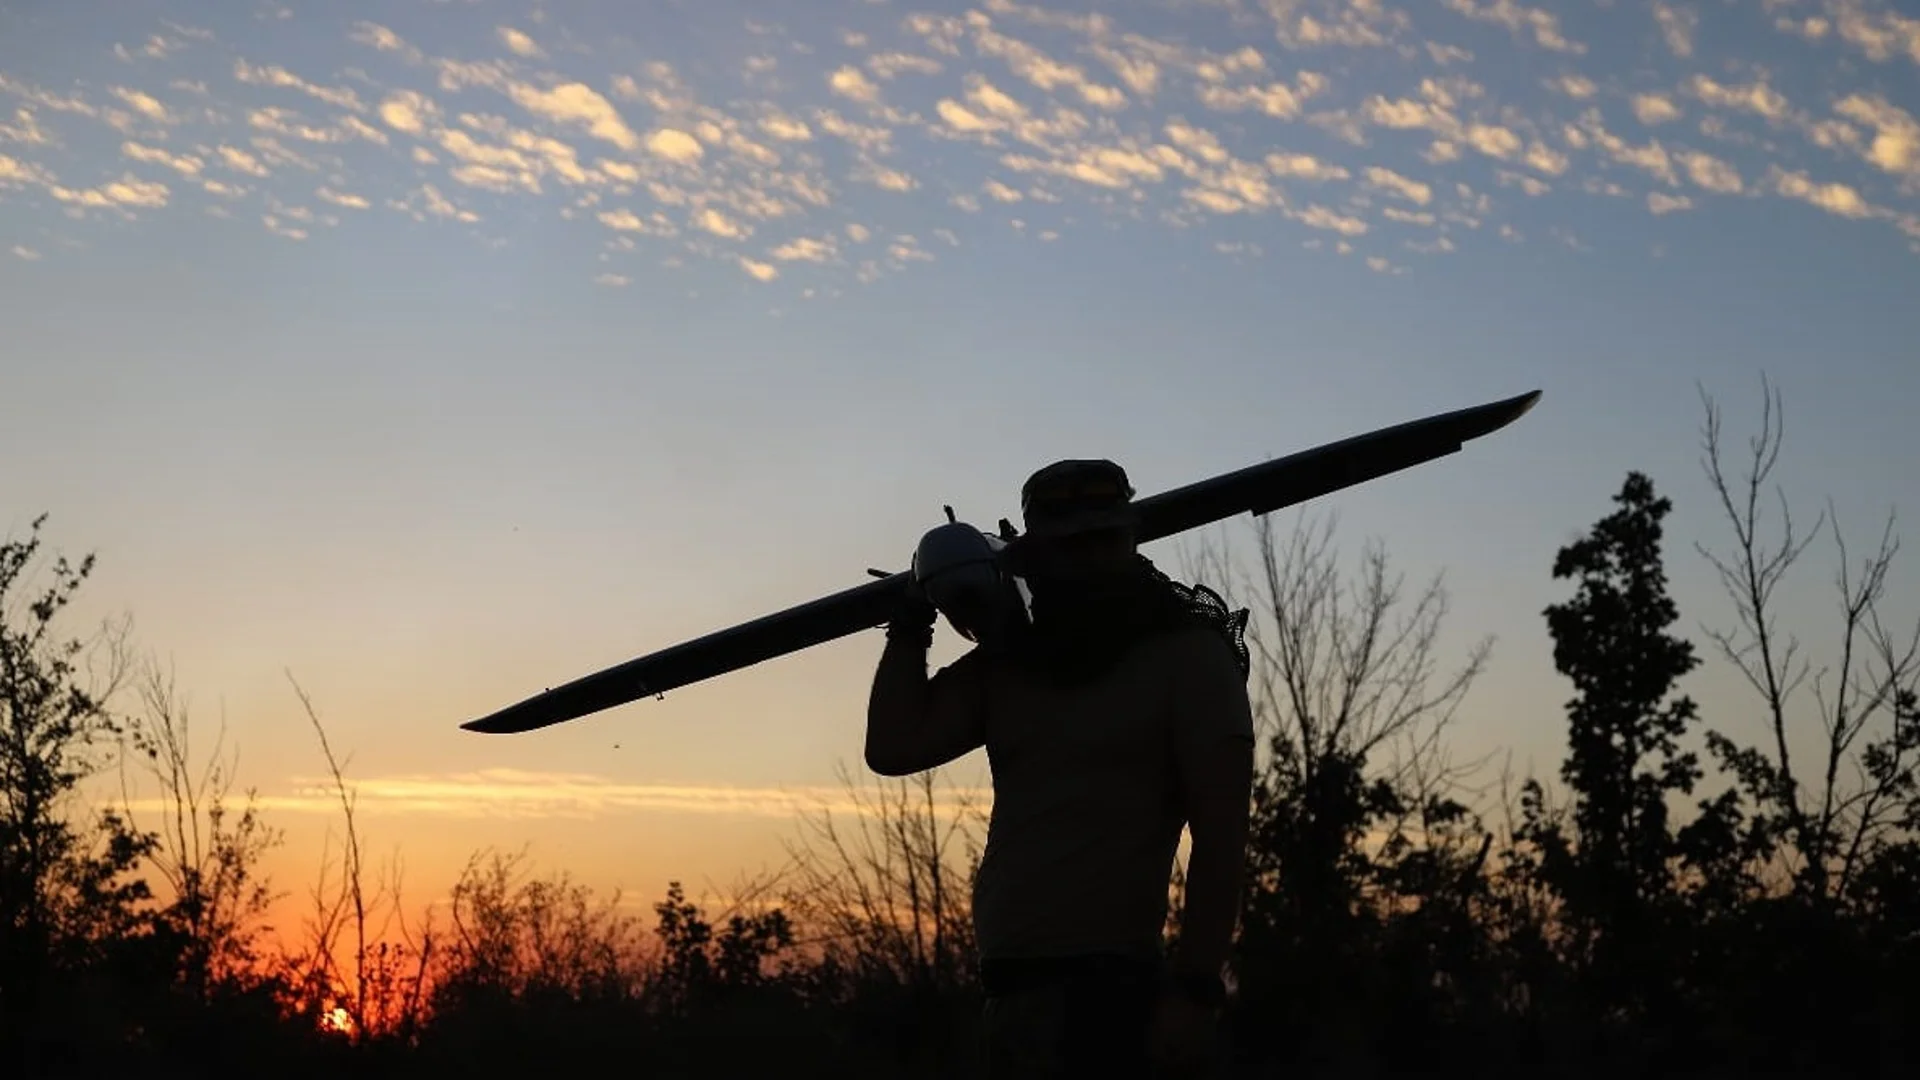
[1183,511,1493,1069]
[122,661,282,999]
[775,762,988,1073]
[777,762,985,997]
[1516,471,1703,1034]
[0,514,155,1062]
[1189,514,1490,906]
[277,674,437,1042]
[1694,377,1919,906]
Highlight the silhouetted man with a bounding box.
[865,459,1255,1078]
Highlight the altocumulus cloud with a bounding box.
[0,0,1916,289]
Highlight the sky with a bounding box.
[2,0,1917,925]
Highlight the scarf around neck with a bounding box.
[1013,555,1192,684]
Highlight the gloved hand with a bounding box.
[885,580,938,649]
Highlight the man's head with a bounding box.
[1012,458,1139,582]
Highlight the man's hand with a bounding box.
[1147,991,1219,1075]
[886,581,938,648]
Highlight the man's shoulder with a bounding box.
[1150,614,1246,674]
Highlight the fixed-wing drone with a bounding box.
[461,389,1542,736]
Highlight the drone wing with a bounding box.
[461,573,909,733]
[460,388,1540,734]
[1132,388,1541,543]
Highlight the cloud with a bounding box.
[233,60,365,112]
[116,34,184,63]
[0,107,52,145]
[1833,94,1920,185]
[770,235,836,261]
[250,135,319,172]
[5,0,1918,293]
[217,145,269,177]
[393,182,481,223]
[1294,204,1368,236]
[867,52,942,79]
[1525,141,1570,175]
[110,86,173,124]
[316,186,369,209]
[261,212,307,240]
[1769,166,1875,218]
[1365,166,1433,205]
[10,244,40,260]
[1647,191,1693,214]
[1267,151,1349,181]
[1688,75,1790,122]
[1679,150,1744,194]
[121,141,202,176]
[1467,124,1523,159]
[1443,0,1585,54]
[854,161,916,191]
[1815,0,1920,66]
[646,127,703,162]
[507,82,639,150]
[438,131,539,193]
[968,22,1127,109]
[1569,110,1678,184]
[598,208,649,232]
[983,178,1023,202]
[378,90,437,134]
[1652,2,1699,57]
[1632,94,1683,126]
[1264,0,1407,48]
[1355,78,1527,166]
[1551,74,1599,99]
[829,66,881,104]
[1195,73,1327,120]
[1498,169,1551,196]
[498,27,544,58]
[812,109,893,154]
[936,98,997,135]
[349,21,409,53]
[759,112,812,141]
[249,106,373,145]
[594,272,628,287]
[1000,142,1166,190]
[696,207,747,238]
[119,768,992,821]
[49,173,170,210]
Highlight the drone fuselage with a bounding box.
[911,521,1031,645]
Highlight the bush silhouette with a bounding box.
[1,381,1914,1077]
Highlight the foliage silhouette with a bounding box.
[0,381,1914,1077]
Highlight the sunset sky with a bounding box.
[2,0,1916,922]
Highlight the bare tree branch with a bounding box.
[1694,374,1919,901]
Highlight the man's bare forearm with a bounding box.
[1176,834,1245,978]
[864,636,930,775]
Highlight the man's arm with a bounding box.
[1168,627,1256,983]
[864,611,989,777]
